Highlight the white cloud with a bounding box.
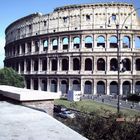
[0,37,5,68]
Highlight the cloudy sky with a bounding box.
[0,0,140,68]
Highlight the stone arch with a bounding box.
[97,81,105,95]
[73,58,80,70]
[123,81,131,95]
[110,81,118,95]
[61,80,68,94]
[62,37,69,50]
[62,58,69,71]
[84,81,92,94]
[135,81,140,94]
[72,80,81,91]
[73,37,80,49]
[109,35,118,48]
[122,36,130,48]
[43,39,48,51]
[97,58,105,71]
[85,36,93,48]
[41,79,47,91]
[85,58,92,71]
[50,79,57,92]
[135,36,140,48]
[97,35,105,48]
[136,59,140,71]
[123,58,131,71]
[51,59,57,71]
[52,39,58,50]
[110,58,118,71]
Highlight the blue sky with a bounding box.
[0,0,140,68]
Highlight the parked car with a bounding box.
[53,105,67,113]
[59,110,75,119]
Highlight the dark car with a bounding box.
[53,105,67,113]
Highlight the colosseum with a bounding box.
[4,2,140,96]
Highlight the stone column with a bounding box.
[93,80,97,95]
[120,80,123,96]
[68,56,71,72]
[31,40,35,53]
[80,35,84,50]
[48,37,51,53]
[25,42,28,54]
[69,35,72,50]
[31,59,33,73]
[57,78,60,92]
[30,78,34,90]
[24,59,27,74]
[38,78,41,91]
[58,37,62,51]
[80,79,84,94]
[39,39,43,53]
[106,80,110,95]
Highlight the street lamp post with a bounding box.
[116,24,120,114]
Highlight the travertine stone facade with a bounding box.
[4,3,140,96]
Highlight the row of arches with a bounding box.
[43,35,140,50]
[5,35,140,58]
[8,57,140,73]
[27,78,140,95]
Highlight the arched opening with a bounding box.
[73,58,80,70]
[26,79,30,89]
[85,58,92,71]
[41,79,47,91]
[109,36,118,48]
[35,41,39,52]
[110,81,118,95]
[123,58,131,71]
[84,81,92,94]
[135,36,140,48]
[51,59,57,71]
[62,59,69,71]
[73,80,81,91]
[33,79,38,90]
[73,37,80,49]
[26,60,31,72]
[62,37,69,50]
[110,58,118,71]
[42,58,47,71]
[50,80,57,92]
[97,36,105,48]
[122,36,130,48]
[85,36,93,48]
[34,60,38,71]
[97,81,105,95]
[52,39,58,50]
[97,58,105,71]
[136,59,140,71]
[61,80,68,94]
[43,40,48,51]
[135,81,140,94]
[123,81,131,95]
[27,42,31,53]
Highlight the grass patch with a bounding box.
[54,99,140,117]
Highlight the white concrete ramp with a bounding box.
[0,102,88,140]
[0,85,61,101]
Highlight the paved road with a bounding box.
[82,95,140,112]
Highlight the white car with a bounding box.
[59,110,75,119]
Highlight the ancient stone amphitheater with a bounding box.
[4,2,140,96]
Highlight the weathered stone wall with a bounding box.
[5,3,140,44]
[22,100,54,116]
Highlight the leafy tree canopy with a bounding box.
[0,67,24,88]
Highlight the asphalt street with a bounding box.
[82,95,140,112]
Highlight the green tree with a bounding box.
[0,67,24,88]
